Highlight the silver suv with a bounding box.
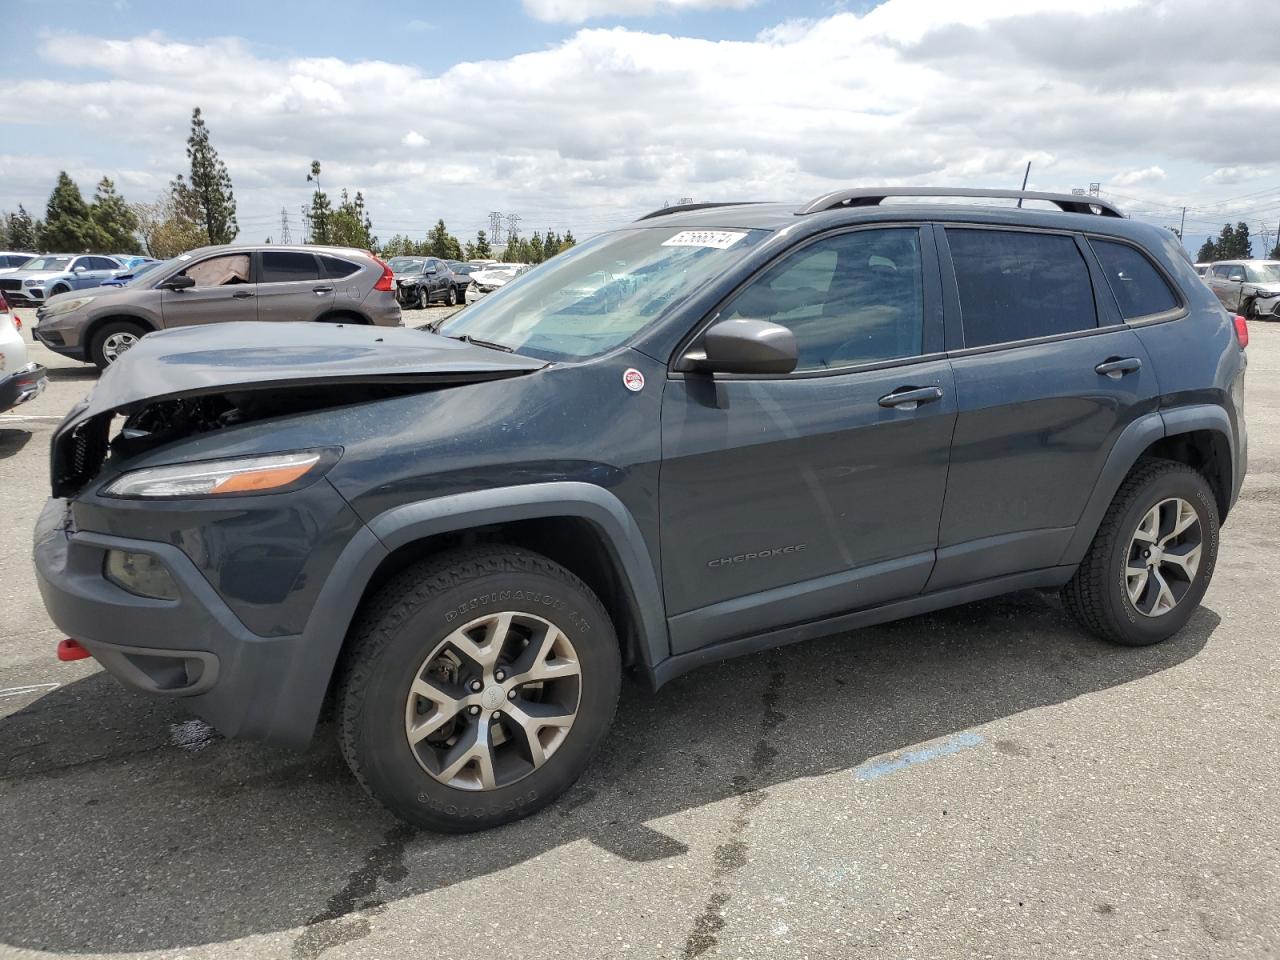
[33,244,401,368]
[1203,259,1280,319]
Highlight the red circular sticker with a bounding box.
[623,368,645,392]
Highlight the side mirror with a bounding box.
[73,265,87,274]
[1228,273,1245,283]
[425,266,438,275]
[159,274,196,291]
[680,318,798,375]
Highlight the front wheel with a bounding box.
[1062,458,1219,646]
[445,285,457,307]
[416,286,429,310]
[337,546,621,831]
[89,319,148,369]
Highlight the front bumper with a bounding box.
[33,498,314,746]
[31,323,86,360]
[0,362,47,412]
[1251,295,1280,317]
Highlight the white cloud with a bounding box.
[522,0,757,23]
[1112,166,1167,186]
[4,1,1280,242]
[1206,165,1272,185]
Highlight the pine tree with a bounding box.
[543,231,560,261]
[426,219,462,259]
[6,205,38,250]
[561,229,576,250]
[330,189,376,249]
[39,171,104,251]
[90,177,141,253]
[1196,237,1217,262]
[1271,242,1280,260]
[1233,221,1251,259]
[473,229,492,258]
[186,107,239,244]
[527,230,544,264]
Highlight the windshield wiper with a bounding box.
[450,334,513,353]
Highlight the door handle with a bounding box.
[1094,357,1142,379]
[313,285,334,295]
[878,385,944,410]
[231,291,255,300]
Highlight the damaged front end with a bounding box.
[49,321,546,498]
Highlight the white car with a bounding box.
[0,251,33,275]
[465,263,532,302]
[0,293,47,412]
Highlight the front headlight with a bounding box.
[44,296,94,316]
[23,278,41,286]
[102,449,338,499]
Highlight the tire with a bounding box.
[445,285,457,307]
[51,284,71,297]
[337,545,621,832]
[1062,457,1219,646]
[89,319,148,369]
[417,286,429,310]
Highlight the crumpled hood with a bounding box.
[79,321,545,415]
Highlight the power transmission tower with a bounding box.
[505,213,522,243]
[488,211,503,244]
[280,207,292,245]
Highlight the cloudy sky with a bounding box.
[3,0,1279,254]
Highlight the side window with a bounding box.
[182,254,251,287]
[720,228,924,370]
[1089,239,1179,319]
[260,251,321,283]
[320,255,360,279]
[948,229,1097,348]
[89,257,118,270]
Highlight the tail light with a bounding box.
[1233,314,1249,349]
[370,253,394,292]
[0,294,14,331]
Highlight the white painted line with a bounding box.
[0,682,61,700]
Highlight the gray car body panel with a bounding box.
[33,199,1248,747]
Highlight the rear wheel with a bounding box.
[1062,458,1219,646]
[445,285,457,307]
[89,319,148,369]
[337,546,621,831]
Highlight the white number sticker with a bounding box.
[661,230,747,250]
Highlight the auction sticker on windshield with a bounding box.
[661,230,747,249]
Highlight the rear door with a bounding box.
[160,251,257,327]
[659,225,956,652]
[255,250,334,321]
[929,225,1159,589]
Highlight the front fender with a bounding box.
[280,481,668,746]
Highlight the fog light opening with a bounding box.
[104,550,180,600]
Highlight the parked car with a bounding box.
[113,255,159,271]
[0,251,35,274]
[1193,262,1210,276]
[100,260,166,287]
[1203,259,1280,319]
[465,262,531,302]
[34,187,1246,832]
[0,293,46,413]
[0,254,124,304]
[32,244,401,368]
[390,256,470,308]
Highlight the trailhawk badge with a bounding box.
[623,368,645,392]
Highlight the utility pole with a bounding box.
[280,207,292,245]
[1178,206,1186,240]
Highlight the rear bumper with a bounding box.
[32,498,315,747]
[0,362,46,412]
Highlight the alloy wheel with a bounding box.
[1125,497,1203,618]
[404,611,581,791]
[101,331,140,364]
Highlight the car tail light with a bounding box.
[1233,314,1249,349]
[370,253,394,292]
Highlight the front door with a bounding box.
[929,225,1160,589]
[659,225,956,653]
[160,252,257,328]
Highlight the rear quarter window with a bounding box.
[320,255,360,279]
[947,229,1098,348]
[1089,239,1179,319]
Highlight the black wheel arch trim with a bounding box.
[289,482,669,744]
[1058,404,1237,566]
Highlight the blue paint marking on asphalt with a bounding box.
[853,732,985,782]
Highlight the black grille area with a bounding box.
[0,278,22,293]
[51,415,110,498]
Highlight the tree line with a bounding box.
[1196,221,1280,262]
[0,110,577,267]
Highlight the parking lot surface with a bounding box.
[1,309,1277,959]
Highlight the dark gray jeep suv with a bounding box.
[34,188,1248,831]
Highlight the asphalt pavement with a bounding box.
[1,309,1277,959]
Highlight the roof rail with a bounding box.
[635,201,763,222]
[796,187,1123,218]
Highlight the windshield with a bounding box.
[1247,263,1280,283]
[435,226,770,361]
[22,256,72,271]
[389,257,424,273]
[448,262,476,274]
